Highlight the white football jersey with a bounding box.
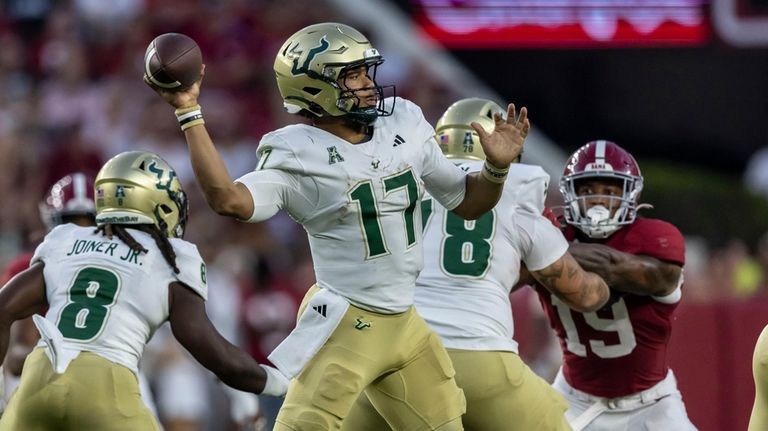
[236,97,467,313]
[415,161,569,352]
[31,224,207,373]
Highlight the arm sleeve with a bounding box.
[234,136,315,223]
[235,169,301,222]
[515,210,569,271]
[421,136,467,211]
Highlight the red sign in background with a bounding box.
[411,1,710,48]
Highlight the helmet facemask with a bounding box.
[560,172,643,238]
[336,59,394,125]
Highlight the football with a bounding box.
[144,32,202,91]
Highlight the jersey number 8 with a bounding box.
[58,267,121,341]
[421,198,495,278]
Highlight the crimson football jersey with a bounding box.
[535,217,685,398]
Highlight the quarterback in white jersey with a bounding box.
[146,23,529,431]
[0,152,287,431]
[238,96,467,313]
[344,98,609,431]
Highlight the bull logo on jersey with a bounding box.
[289,36,331,76]
[354,317,372,330]
[327,146,345,164]
[462,131,474,154]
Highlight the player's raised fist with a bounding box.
[144,32,202,91]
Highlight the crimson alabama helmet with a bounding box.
[39,172,96,229]
[559,140,643,238]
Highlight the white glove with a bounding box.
[260,364,290,397]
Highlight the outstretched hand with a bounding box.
[144,64,205,110]
[472,103,530,168]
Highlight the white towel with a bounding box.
[268,288,349,379]
[32,315,80,374]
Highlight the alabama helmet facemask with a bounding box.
[560,140,644,239]
[274,22,395,125]
[39,173,97,229]
[435,98,512,162]
[95,151,188,238]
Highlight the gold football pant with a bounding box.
[0,348,161,431]
[344,349,571,431]
[750,324,768,431]
[274,287,466,431]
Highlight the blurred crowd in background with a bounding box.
[1,0,768,430]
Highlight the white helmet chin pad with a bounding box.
[587,205,611,224]
[576,205,621,238]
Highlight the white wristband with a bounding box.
[174,104,205,131]
[482,160,509,184]
[260,364,290,397]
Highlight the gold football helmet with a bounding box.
[436,98,511,162]
[274,22,394,124]
[95,151,188,238]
